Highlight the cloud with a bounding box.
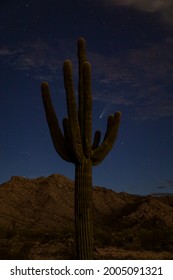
[93,89,134,106]
[0,39,74,82]
[109,0,170,12]
[14,40,62,71]
[0,47,19,56]
[108,0,173,24]
[87,37,173,120]
[157,180,173,188]
[1,37,173,121]
[166,181,173,187]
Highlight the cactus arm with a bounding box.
[103,114,114,140]
[62,117,71,146]
[78,37,87,65]
[78,38,87,140]
[63,60,84,163]
[91,112,121,165]
[62,117,76,163]
[91,130,101,150]
[41,82,72,162]
[83,62,92,157]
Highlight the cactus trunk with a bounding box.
[75,160,93,259]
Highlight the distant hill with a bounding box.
[0,174,173,260]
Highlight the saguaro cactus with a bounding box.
[41,38,121,259]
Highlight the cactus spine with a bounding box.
[41,38,121,259]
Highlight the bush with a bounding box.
[137,228,173,251]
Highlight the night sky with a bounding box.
[0,0,173,195]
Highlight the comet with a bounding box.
[99,103,111,119]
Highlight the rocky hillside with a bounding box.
[0,174,173,259]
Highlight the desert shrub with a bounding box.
[137,228,173,251]
[111,229,140,250]
[94,227,112,248]
[0,240,32,260]
[56,243,75,259]
[94,226,141,250]
[20,228,47,240]
[19,227,61,242]
[59,226,74,238]
[11,241,32,259]
[0,225,7,238]
[0,219,16,239]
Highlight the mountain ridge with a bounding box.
[0,174,173,259]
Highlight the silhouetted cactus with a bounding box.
[41,38,121,259]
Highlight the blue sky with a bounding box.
[0,0,173,195]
